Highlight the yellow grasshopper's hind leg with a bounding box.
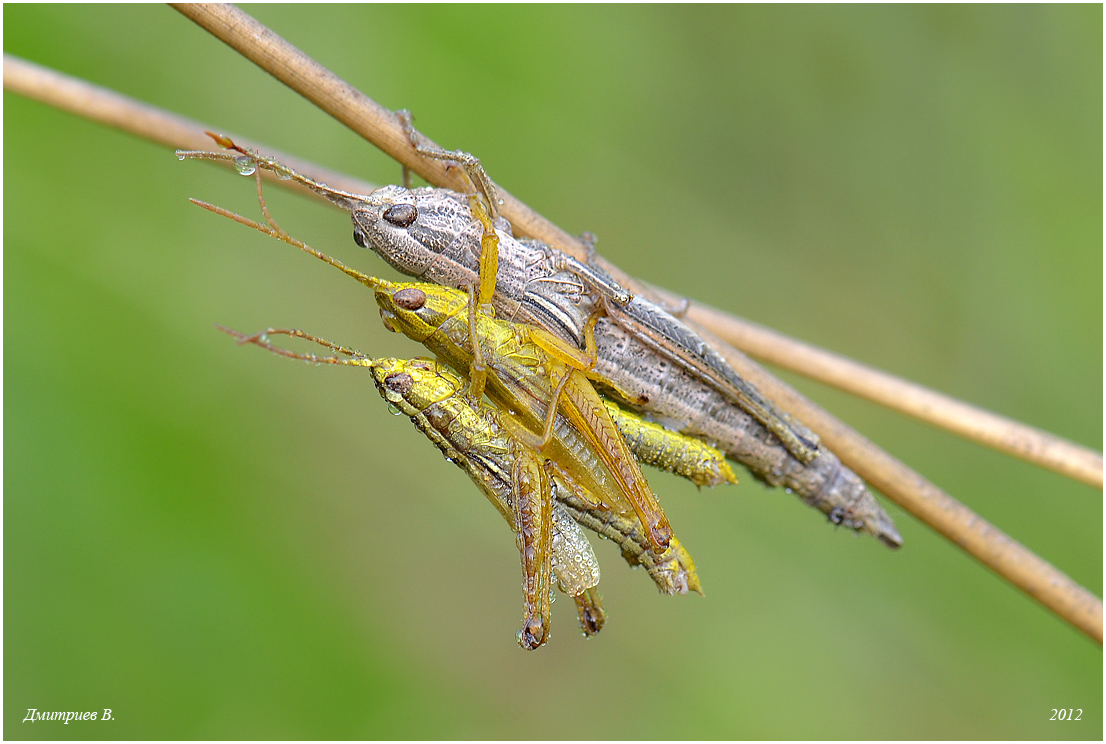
[555,363,673,553]
[512,450,554,650]
[573,587,606,637]
[523,325,674,553]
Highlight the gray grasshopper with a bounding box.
[179,135,902,549]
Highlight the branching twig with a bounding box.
[7,8,1099,643]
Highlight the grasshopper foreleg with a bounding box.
[464,285,489,404]
[399,111,502,309]
[397,110,500,221]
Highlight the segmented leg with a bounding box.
[467,197,501,309]
[398,110,501,308]
[512,450,554,650]
[573,588,607,636]
[464,285,488,403]
[397,110,500,220]
[550,359,673,552]
[522,324,674,553]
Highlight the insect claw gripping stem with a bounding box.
[398,110,501,310]
[397,109,500,221]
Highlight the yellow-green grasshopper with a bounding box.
[179,137,902,548]
[220,328,721,647]
[192,197,690,557]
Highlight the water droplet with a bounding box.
[387,403,401,415]
[276,170,292,180]
[175,150,187,161]
[234,156,257,176]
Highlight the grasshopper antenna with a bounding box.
[216,325,373,367]
[189,198,386,293]
[177,132,366,212]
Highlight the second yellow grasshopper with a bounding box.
[221,329,723,647]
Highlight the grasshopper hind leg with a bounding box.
[511,451,555,650]
[573,587,606,636]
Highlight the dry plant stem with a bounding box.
[679,301,1103,489]
[2,54,378,199]
[19,7,1098,643]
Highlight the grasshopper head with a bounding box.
[827,500,904,550]
[371,358,459,415]
[351,185,483,285]
[374,280,469,344]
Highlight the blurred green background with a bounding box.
[5,5,1101,739]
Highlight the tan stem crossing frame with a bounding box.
[5,5,1100,644]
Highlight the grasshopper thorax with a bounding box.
[375,280,469,344]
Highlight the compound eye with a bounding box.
[392,288,427,310]
[352,227,368,249]
[384,372,414,394]
[383,203,418,227]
